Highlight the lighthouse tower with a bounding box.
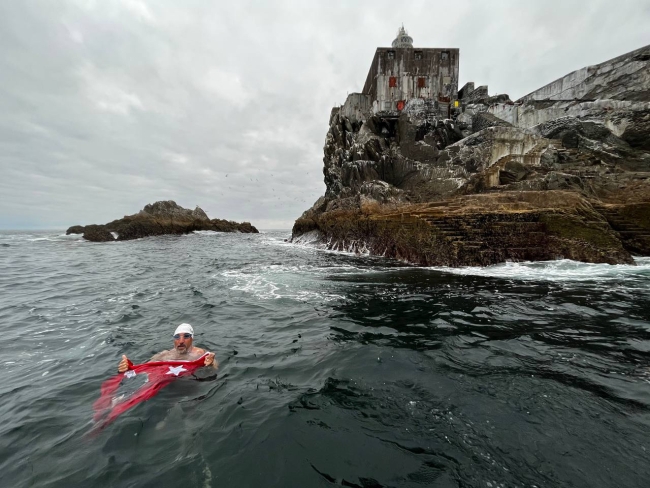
[391,25,413,48]
[341,27,460,121]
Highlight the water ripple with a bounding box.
[0,230,649,487]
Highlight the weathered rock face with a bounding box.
[67,201,258,242]
[65,225,85,235]
[292,45,650,266]
[137,201,210,221]
[82,225,116,243]
[293,192,637,266]
[472,112,513,132]
[488,45,650,137]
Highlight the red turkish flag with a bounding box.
[92,353,209,431]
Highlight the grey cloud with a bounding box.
[1,0,649,229]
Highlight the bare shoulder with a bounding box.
[192,347,207,356]
[149,349,173,362]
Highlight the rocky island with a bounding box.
[292,27,650,266]
[67,200,258,242]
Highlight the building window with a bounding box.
[414,51,422,60]
[387,50,395,59]
[389,76,397,87]
[417,77,426,88]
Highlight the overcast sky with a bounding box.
[1,0,649,230]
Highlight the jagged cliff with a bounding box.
[67,201,258,242]
[292,45,650,266]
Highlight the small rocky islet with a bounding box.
[291,30,650,267]
[67,200,258,242]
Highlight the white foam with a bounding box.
[11,232,84,243]
[220,264,353,301]
[290,230,323,246]
[282,235,376,259]
[107,291,137,303]
[427,257,650,282]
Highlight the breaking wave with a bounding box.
[429,257,650,282]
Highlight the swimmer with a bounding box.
[118,323,217,373]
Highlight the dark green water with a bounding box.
[1,230,649,487]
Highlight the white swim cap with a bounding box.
[174,323,194,337]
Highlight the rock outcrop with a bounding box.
[67,201,258,242]
[292,45,650,266]
[65,225,85,235]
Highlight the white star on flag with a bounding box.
[166,365,187,376]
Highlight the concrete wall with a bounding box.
[487,44,650,130]
[487,128,542,167]
[484,129,549,187]
[458,82,474,100]
[341,93,372,123]
[462,85,488,103]
[488,103,519,125]
[518,44,650,103]
[362,47,459,113]
[490,99,650,129]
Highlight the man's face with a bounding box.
[173,333,193,354]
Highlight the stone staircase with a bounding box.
[347,192,643,266]
[484,139,561,188]
[418,210,549,265]
[523,140,560,166]
[592,203,650,254]
[487,154,514,186]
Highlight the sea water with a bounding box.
[1,230,649,487]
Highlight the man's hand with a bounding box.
[204,352,218,369]
[118,355,130,373]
